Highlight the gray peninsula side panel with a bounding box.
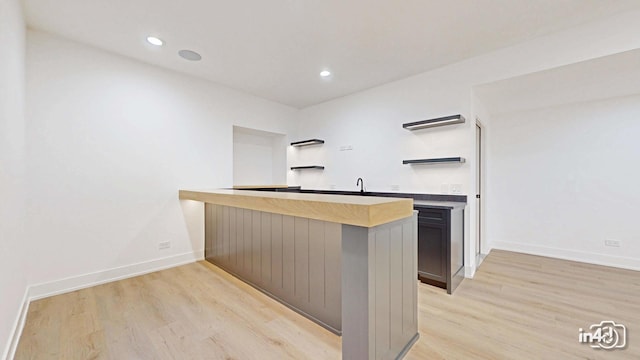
[204,204,342,333]
[342,213,418,360]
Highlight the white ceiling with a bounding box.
[475,49,640,115]
[23,0,640,108]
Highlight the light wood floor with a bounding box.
[15,250,640,359]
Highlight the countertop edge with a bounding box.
[179,189,414,228]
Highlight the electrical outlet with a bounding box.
[159,241,171,250]
[329,184,336,190]
[451,184,462,194]
[339,145,353,151]
[604,239,621,248]
[390,185,400,191]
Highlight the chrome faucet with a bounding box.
[356,177,364,193]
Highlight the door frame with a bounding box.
[475,118,486,261]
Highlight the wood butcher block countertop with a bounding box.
[179,189,413,228]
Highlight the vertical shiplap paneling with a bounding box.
[324,222,342,325]
[204,206,343,335]
[251,210,262,281]
[261,212,272,285]
[282,215,295,296]
[389,224,404,351]
[216,204,224,264]
[204,204,214,261]
[243,209,253,276]
[402,220,417,335]
[271,214,283,292]
[222,206,230,264]
[235,208,244,274]
[229,207,237,266]
[374,228,391,358]
[308,219,326,309]
[294,217,309,302]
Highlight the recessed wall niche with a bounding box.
[232,126,287,186]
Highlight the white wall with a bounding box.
[487,94,640,269]
[0,0,28,358]
[233,127,287,186]
[291,80,470,194]
[292,9,640,275]
[25,30,297,297]
[5,11,640,359]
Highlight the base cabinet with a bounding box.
[415,206,464,294]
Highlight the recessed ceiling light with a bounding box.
[178,49,202,61]
[320,70,331,77]
[146,36,163,46]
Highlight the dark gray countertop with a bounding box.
[297,189,467,205]
[230,186,467,209]
[413,200,466,209]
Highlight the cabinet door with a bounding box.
[417,220,447,285]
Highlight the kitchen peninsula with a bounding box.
[179,189,419,360]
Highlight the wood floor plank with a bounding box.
[15,250,640,359]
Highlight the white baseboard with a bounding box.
[2,250,203,359]
[29,250,204,301]
[491,241,640,271]
[3,288,30,360]
[464,265,476,278]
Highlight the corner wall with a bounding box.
[0,0,28,358]
[24,30,298,298]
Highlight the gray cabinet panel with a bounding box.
[342,215,418,360]
[402,220,417,335]
[222,206,230,264]
[204,204,417,358]
[216,204,223,263]
[374,228,391,357]
[205,204,342,333]
[235,208,244,273]
[243,209,252,276]
[204,204,213,261]
[389,225,404,351]
[294,217,309,302]
[271,214,283,292]
[282,215,295,296]
[229,207,237,266]
[309,219,325,309]
[324,221,342,321]
[261,212,272,285]
[251,210,261,281]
